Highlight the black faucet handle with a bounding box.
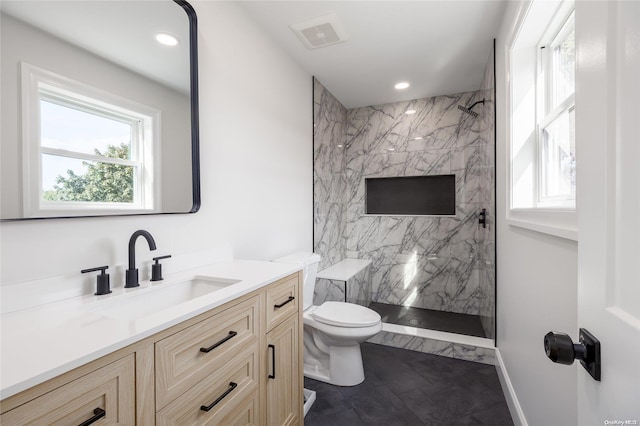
[81,265,109,274]
[151,255,172,282]
[81,266,111,296]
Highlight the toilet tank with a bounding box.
[272,252,321,310]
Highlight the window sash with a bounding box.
[38,94,145,207]
[549,12,575,110]
[21,62,160,216]
[539,105,575,204]
[535,8,576,209]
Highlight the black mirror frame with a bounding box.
[177,0,201,214]
[1,0,200,221]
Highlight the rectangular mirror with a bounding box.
[1,0,200,220]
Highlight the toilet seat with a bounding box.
[273,252,382,386]
[311,301,381,328]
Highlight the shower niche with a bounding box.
[365,175,456,216]
[313,46,495,342]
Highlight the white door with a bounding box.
[577,1,640,424]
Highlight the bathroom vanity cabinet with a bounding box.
[265,275,302,426]
[0,272,303,425]
[0,355,136,424]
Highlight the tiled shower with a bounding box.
[313,48,495,339]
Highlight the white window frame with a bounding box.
[536,10,575,208]
[21,63,161,217]
[506,0,578,241]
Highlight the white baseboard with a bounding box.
[495,348,528,426]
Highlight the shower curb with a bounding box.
[367,323,496,365]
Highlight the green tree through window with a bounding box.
[43,143,134,203]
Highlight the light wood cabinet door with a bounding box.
[265,314,301,426]
[0,355,135,425]
[155,295,261,409]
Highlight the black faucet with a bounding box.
[125,230,157,288]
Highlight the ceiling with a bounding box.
[1,1,190,95]
[239,1,507,109]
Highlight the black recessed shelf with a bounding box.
[365,174,456,216]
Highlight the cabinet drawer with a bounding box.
[156,347,259,425]
[1,355,134,425]
[155,295,260,409]
[265,273,299,332]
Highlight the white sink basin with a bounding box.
[89,276,240,321]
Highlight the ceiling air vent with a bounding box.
[290,13,349,49]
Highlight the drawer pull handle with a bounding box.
[200,382,238,412]
[200,331,238,353]
[268,343,276,379]
[274,296,295,309]
[78,408,106,426]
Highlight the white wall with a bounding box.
[496,2,578,425]
[0,1,312,286]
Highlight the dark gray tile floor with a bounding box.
[304,343,513,426]
[369,302,487,338]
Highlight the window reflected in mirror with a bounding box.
[0,0,199,220]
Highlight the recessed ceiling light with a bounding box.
[405,109,417,115]
[413,136,423,140]
[337,144,344,148]
[387,148,395,151]
[394,82,410,90]
[155,33,179,46]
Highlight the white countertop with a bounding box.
[316,258,372,281]
[0,259,302,400]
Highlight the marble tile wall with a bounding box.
[312,77,375,306]
[313,78,348,304]
[343,91,491,316]
[313,78,347,272]
[347,266,372,306]
[314,278,344,304]
[313,59,495,329]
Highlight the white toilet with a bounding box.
[274,252,382,386]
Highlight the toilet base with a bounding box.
[303,344,365,386]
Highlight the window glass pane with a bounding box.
[540,108,575,204]
[40,99,132,159]
[42,154,134,203]
[551,14,575,108]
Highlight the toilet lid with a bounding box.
[311,302,381,328]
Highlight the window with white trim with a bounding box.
[508,0,577,240]
[22,63,160,216]
[537,11,575,207]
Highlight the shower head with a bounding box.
[458,98,486,118]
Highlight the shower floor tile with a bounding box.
[369,302,487,338]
